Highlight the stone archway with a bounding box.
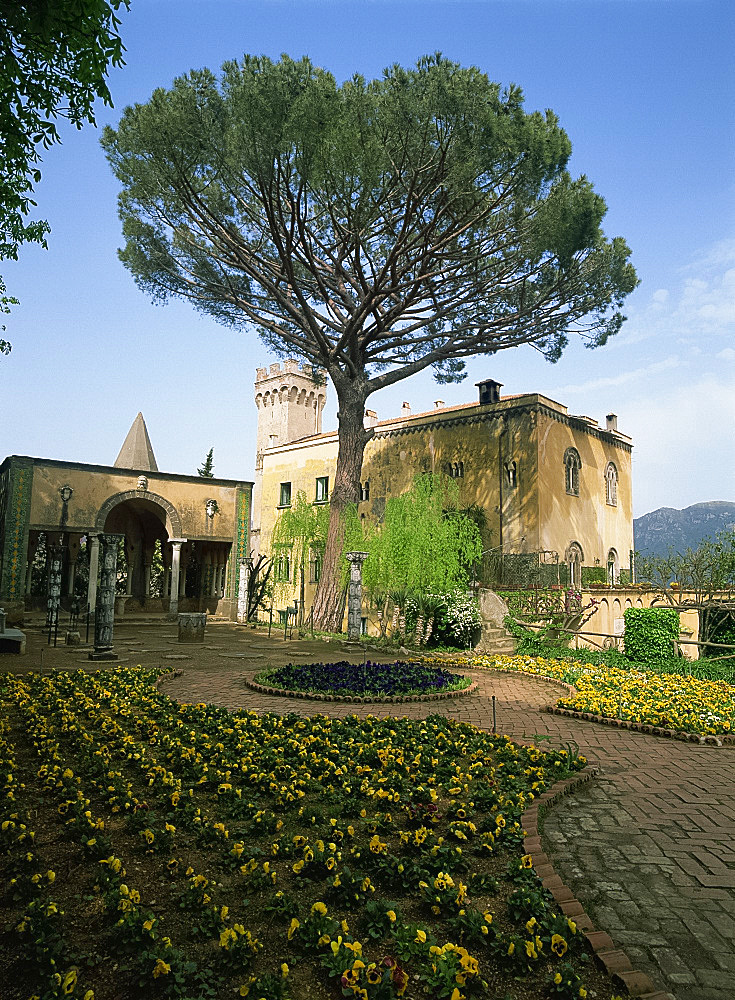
[95,489,183,536]
[91,490,185,615]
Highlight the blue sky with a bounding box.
[1,0,733,517]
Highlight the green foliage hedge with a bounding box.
[623,607,680,663]
[581,566,607,585]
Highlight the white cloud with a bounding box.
[625,373,735,515]
[717,347,735,362]
[554,355,680,395]
[612,238,735,349]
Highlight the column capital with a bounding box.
[101,532,124,546]
[346,551,369,565]
[169,538,187,547]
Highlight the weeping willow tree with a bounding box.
[270,491,330,621]
[363,474,483,598]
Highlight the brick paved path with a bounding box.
[6,622,735,999]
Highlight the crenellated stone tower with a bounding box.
[251,360,327,553]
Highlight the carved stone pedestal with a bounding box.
[345,551,369,641]
[178,612,207,643]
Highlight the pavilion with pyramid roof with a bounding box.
[0,415,252,622]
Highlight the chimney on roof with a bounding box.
[434,400,445,409]
[476,379,503,405]
[606,413,618,432]
[401,401,411,416]
[363,409,378,428]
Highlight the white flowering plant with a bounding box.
[430,590,482,648]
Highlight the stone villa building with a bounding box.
[0,414,252,620]
[1,364,634,629]
[253,361,634,610]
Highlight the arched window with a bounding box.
[607,548,619,585]
[564,448,581,496]
[505,460,517,488]
[605,462,618,506]
[566,541,584,588]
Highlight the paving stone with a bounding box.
[651,947,697,977]
[695,969,735,988]
[667,972,697,985]
[220,653,265,659]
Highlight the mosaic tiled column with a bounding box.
[46,544,63,626]
[89,533,122,661]
[345,551,369,641]
[0,458,32,605]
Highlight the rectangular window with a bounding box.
[310,556,322,584]
[361,616,368,635]
[315,476,329,502]
[275,556,290,582]
[279,482,292,507]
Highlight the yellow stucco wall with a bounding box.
[257,393,634,614]
[571,588,700,660]
[27,461,246,541]
[536,410,633,573]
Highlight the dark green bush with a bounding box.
[581,566,607,585]
[623,607,680,663]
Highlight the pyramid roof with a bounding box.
[113,412,159,471]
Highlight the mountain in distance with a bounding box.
[634,501,735,558]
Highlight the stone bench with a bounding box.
[0,608,26,654]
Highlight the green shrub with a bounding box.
[623,607,680,663]
[581,566,607,586]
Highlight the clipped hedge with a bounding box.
[624,606,680,663]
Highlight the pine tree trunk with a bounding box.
[311,378,371,631]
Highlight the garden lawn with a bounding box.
[0,666,622,1000]
[463,654,735,736]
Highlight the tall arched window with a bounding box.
[605,462,618,506]
[564,448,581,496]
[566,541,584,588]
[607,548,619,585]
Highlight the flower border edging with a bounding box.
[242,676,478,704]
[546,705,735,747]
[521,769,671,1000]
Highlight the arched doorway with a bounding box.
[94,490,185,613]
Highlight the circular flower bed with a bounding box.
[251,659,472,701]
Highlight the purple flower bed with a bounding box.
[254,660,469,697]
